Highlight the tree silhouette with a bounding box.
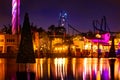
[1,24,12,34]
[55,26,66,35]
[48,25,56,35]
[48,25,66,35]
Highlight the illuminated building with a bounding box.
[33,32,50,54]
[81,33,111,57]
[50,36,68,55]
[0,34,18,53]
[72,35,84,55]
[0,25,120,58]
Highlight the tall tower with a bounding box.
[58,11,68,27]
[12,0,20,34]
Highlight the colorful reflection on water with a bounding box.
[0,58,120,80]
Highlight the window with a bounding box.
[0,39,4,42]
[7,39,15,42]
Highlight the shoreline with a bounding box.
[0,53,118,58]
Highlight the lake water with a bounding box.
[0,58,119,80]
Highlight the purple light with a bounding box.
[92,33,110,43]
[12,0,20,34]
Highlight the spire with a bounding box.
[16,13,35,63]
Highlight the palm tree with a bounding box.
[1,24,12,34]
[86,30,94,37]
[48,25,56,35]
[55,26,66,35]
[37,27,45,33]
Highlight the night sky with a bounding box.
[0,0,120,32]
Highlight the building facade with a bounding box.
[0,34,18,53]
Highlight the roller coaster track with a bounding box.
[68,24,81,35]
[93,16,110,33]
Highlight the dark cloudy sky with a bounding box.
[0,0,120,32]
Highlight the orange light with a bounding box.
[96,34,101,38]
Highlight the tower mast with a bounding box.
[58,10,68,27]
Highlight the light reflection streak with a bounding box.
[83,58,92,80]
[0,59,5,80]
[47,58,50,78]
[35,58,45,79]
[53,58,68,79]
[34,58,119,80]
[114,59,120,79]
[1,58,120,79]
[34,58,117,80]
[81,58,110,80]
[99,58,110,80]
[72,58,76,77]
